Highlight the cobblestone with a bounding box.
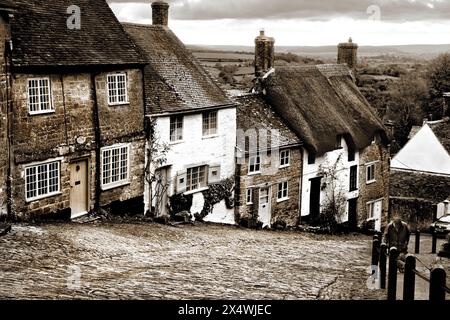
[0,222,385,300]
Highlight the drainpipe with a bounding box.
[91,72,101,213]
[5,29,12,220]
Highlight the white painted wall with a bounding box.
[300,137,360,223]
[391,124,450,175]
[146,108,237,224]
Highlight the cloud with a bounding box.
[107,0,450,21]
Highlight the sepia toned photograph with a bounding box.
[0,0,449,308]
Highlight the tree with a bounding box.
[427,53,450,120]
[145,118,170,217]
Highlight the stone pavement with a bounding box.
[0,222,384,300]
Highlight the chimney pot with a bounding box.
[152,1,169,27]
[255,29,275,77]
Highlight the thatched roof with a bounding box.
[8,0,145,69]
[264,64,389,156]
[123,23,234,115]
[236,94,302,150]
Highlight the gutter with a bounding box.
[148,103,237,118]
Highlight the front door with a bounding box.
[258,187,271,228]
[310,177,322,218]
[348,198,358,231]
[154,167,171,218]
[70,160,88,219]
[373,200,383,232]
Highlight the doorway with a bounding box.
[348,198,358,231]
[258,187,271,228]
[70,160,89,219]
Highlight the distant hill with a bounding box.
[188,44,450,61]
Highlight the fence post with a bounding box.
[431,229,437,254]
[415,230,420,254]
[387,247,398,300]
[372,238,380,266]
[403,254,416,301]
[429,266,446,301]
[379,243,387,289]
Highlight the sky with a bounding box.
[107,0,450,46]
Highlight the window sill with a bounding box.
[247,172,261,176]
[101,181,130,191]
[366,180,377,185]
[169,140,185,146]
[246,203,253,206]
[26,191,62,203]
[277,197,290,203]
[184,187,209,196]
[29,110,55,116]
[279,164,290,169]
[108,102,130,107]
[202,134,219,140]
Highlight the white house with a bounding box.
[124,2,237,224]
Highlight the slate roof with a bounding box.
[8,0,145,68]
[390,170,450,204]
[123,23,234,114]
[0,0,17,11]
[236,94,302,150]
[264,64,389,156]
[428,118,450,153]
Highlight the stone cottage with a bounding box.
[390,118,450,230]
[0,0,147,220]
[249,31,391,231]
[123,2,238,224]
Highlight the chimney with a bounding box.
[255,29,275,77]
[338,37,358,70]
[152,1,169,27]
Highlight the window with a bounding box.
[336,135,342,148]
[107,73,128,105]
[366,163,376,184]
[101,144,130,189]
[248,154,261,174]
[277,181,289,201]
[202,111,218,136]
[308,153,316,165]
[349,165,358,191]
[186,166,207,192]
[25,161,60,201]
[28,78,53,114]
[348,149,356,162]
[246,189,253,205]
[280,149,290,168]
[367,200,383,219]
[170,116,183,142]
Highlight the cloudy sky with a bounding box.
[108,0,450,46]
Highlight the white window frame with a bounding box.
[186,165,208,192]
[277,181,289,202]
[25,159,61,202]
[246,189,253,205]
[27,77,54,115]
[170,115,184,142]
[248,154,261,175]
[279,149,291,168]
[107,73,129,106]
[365,161,378,184]
[367,198,383,220]
[202,111,218,137]
[101,144,131,190]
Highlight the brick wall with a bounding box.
[8,68,145,220]
[357,141,390,229]
[236,147,302,228]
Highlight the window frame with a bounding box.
[170,115,184,142]
[367,199,383,220]
[101,143,131,190]
[248,153,261,175]
[186,165,208,192]
[246,188,253,205]
[202,111,218,137]
[365,162,377,184]
[107,73,129,106]
[277,181,289,202]
[279,149,291,168]
[349,165,358,191]
[27,77,54,115]
[25,159,61,202]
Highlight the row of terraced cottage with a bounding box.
[0,0,391,231]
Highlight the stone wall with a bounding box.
[236,147,302,228]
[8,68,145,220]
[357,140,390,230]
[389,197,435,231]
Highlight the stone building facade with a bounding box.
[0,0,147,220]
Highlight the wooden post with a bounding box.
[387,247,398,301]
[372,239,380,266]
[429,266,446,301]
[403,254,416,301]
[379,243,387,289]
[431,229,437,254]
[415,230,420,254]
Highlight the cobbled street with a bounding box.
[0,222,386,300]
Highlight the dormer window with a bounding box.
[107,73,128,105]
[28,78,54,115]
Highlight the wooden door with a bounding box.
[70,160,88,219]
[348,198,358,231]
[258,187,271,228]
[310,177,322,218]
